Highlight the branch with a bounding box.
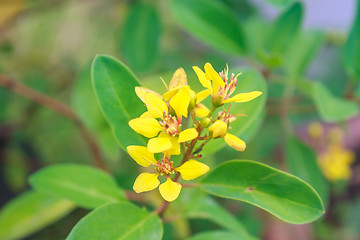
[0,75,108,172]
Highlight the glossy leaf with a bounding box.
[171,0,246,54]
[187,231,242,240]
[121,3,161,72]
[92,55,146,149]
[203,68,267,155]
[285,136,329,206]
[313,82,358,122]
[0,190,75,240]
[266,2,303,54]
[72,65,119,161]
[29,164,125,209]
[344,0,360,79]
[201,160,325,224]
[67,202,163,240]
[182,191,257,240]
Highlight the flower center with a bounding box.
[157,157,174,175]
[159,113,181,136]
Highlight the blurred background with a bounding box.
[0,0,360,239]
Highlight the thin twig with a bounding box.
[0,75,108,172]
[154,200,170,216]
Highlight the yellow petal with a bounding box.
[139,111,155,118]
[159,177,182,202]
[169,67,188,90]
[176,160,210,180]
[196,89,211,104]
[209,120,227,138]
[127,145,158,167]
[224,133,246,151]
[223,91,262,104]
[144,91,168,119]
[147,135,173,153]
[133,173,160,193]
[193,66,212,89]
[163,85,189,101]
[170,87,190,118]
[178,128,198,143]
[204,62,225,92]
[135,87,161,103]
[165,136,181,156]
[194,103,210,118]
[129,117,162,138]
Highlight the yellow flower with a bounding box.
[193,62,262,106]
[318,143,355,182]
[129,86,199,155]
[127,146,209,202]
[208,120,246,152]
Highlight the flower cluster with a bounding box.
[127,63,262,202]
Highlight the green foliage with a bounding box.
[179,190,257,240]
[121,3,161,72]
[0,191,75,240]
[285,136,329,205]
[203,68,267,155]
[186,231,242,240]
[171,0,246,54]
[91,55,146,149]
[312,82,358,122]
[66,202,163,240]
[29,164,125,209]
[344,0,360,79]
[265,0,295,7]
[201,160,325,224]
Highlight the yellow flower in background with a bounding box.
[193,62,262,106]
[127,145,209,202]
[208,120,246,151]
[318,143,355,181]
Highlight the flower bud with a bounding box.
[188,90,197,110]
[209,120,227,138]
[213,96,224,108]
[200,118,211,128]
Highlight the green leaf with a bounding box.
[285,136,329,206]
[203,68,267,155]
[201,160,325,224]
[72,65,119,161]
[182,192,257,240]
[312,82,358,122]
[0,190,75,240]
[186,231,242,240]
[66,202,163,240]
[171,0,246,54]
[29,164,125,209]
[286,31,324,75]
[344,0,360,79]
[92,55,146,149]
[266,2,303,54]
[121,3,161,72]
[265,0,295,7]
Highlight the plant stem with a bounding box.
[0,75,108,172]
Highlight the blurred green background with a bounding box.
[0,0,359,239]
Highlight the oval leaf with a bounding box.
[344,0,360,79]
[0,190,75,240]
[66,202,163,240]
[171,0,246,54]
[92,55,146,149]
[201,160,325,224]
[187,231,242,240]
[266,2,303,54]
[203,68,267,155]
[313,82,358,122]
[29,164,125,209]
[285,136,329,206]
[121,3,161,72]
